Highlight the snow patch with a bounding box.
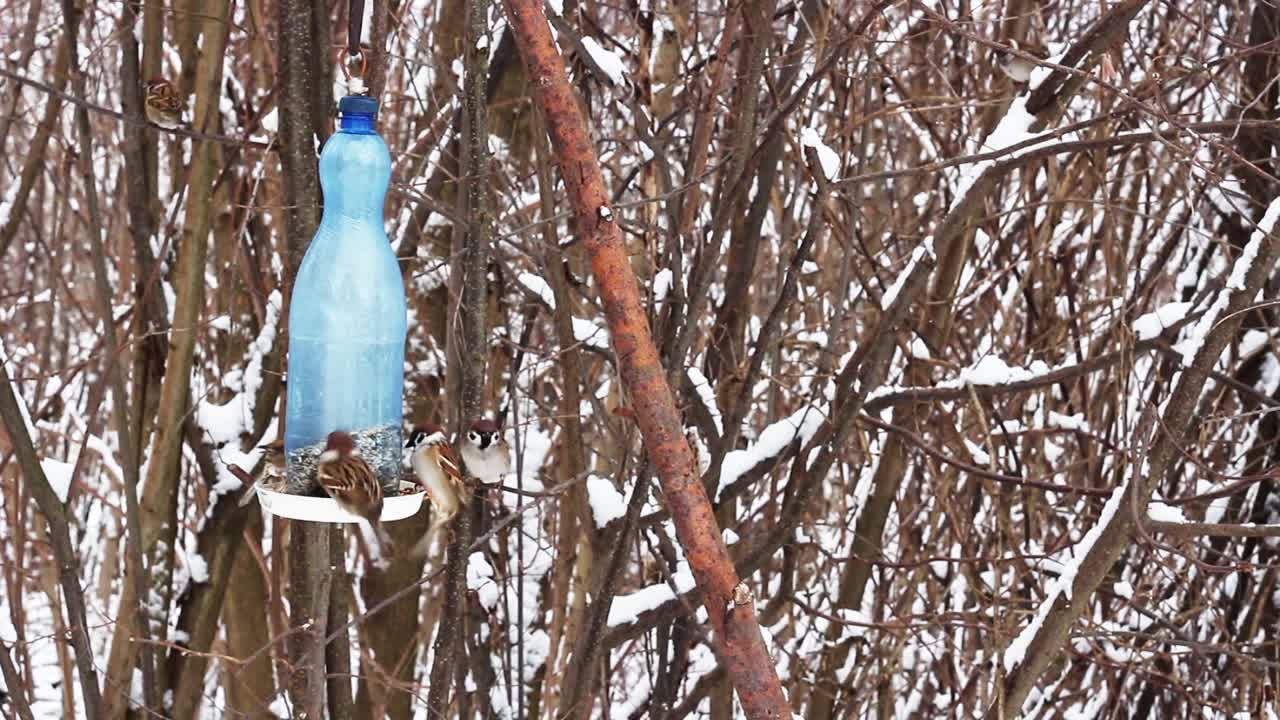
[581,37,627,86]
[1132,302,1191,341]
[467,552,500,610]
[686,367,723,436]
[718,405,826,500]
[587,475,627,527]
[1147,502,1186,524]
[800,127,840,181]
[39,457,75,503]
[518,272,556,309]
[608,564,697,627]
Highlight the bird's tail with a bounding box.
[408,518,450,561]
[365,518,396,567]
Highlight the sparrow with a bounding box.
[144,77,184,128]
[237,438,286,507]
[406,421,470,556]
[460,419,512,483]
[317,430,395,560]
[994,40,1050,84]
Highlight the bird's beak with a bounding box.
[404,436,415,449]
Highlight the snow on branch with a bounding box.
[193,290,282,496]
[1175,199,1280,365]
[716,404,826,502]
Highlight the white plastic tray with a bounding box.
[257,481,425,523]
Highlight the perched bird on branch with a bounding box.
[144,78,185,129]
[460,418,512,484]
[236,438,285,507]
[318,430,394,562]
[406,421,469,557]
[995,40,1050,84]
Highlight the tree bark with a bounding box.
[499,0,793,715]
[0,366,103,719]
[277,0,332,714]
[326,526,355,720]
[223,515,278,718]
[100,1,232,712]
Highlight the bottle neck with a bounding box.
[340,113,376,133]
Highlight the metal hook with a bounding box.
[338,47,367,81]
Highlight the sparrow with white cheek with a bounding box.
[144,78,185,128]
[237,438,285,507]
[461,419,512,484]
[406,422,470,556]
[317,430,395,560]
[994,40,1050,84]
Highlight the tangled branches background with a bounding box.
[3,0,1280,717]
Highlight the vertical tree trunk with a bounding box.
[0,367,103,720]
[326,526,355,720]
[499,1,793,716]
[223,516,277,718]
[288,525,332,719]
[99,1,232,712]
[429,0,494,715]
[277,0,331,715]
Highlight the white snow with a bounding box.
[949,99,1037,211]
[572,317,609,349]
[1176,196,1280,364]
[960,355,1036,386]
[909,336,931,360]
[0,341,35,438]
[717,404,826,500]
[881,241,935,311]
[607,563,697,627]
[518,272,557,309]
[183,548,209,584]
[581,37,627,86]
[466,552,499,610]
[39,457,75,503]
[1004,477,1130,671]
[587,475,628,527]
[1147,502,1187,524]
[195,292,281,448]
[1132,302,1191,341]
[652,268,673,303]
[800,127,841,181]
[1046,411,1090,434]
[686,367,724,435]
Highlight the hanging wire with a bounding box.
[348,0,365,55]
[342,0,368,94]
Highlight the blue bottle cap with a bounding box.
[338,95,379,119]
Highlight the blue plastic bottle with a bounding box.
[285,95,407,494]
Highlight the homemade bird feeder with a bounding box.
[257,86,423,523]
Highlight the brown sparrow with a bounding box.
[144,77,184,128]
[406,422,469,555]
[237,438,286,507]
[994,40,1050,84]
[317,431,394,559]
[460,419,512,483]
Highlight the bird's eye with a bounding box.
[469,431,478,442]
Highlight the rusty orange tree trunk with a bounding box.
[499,1,791,717]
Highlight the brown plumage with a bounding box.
[237,437,287,507]
[144,78,184,128]
[406,421,471,557]
[317,430,394,559]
